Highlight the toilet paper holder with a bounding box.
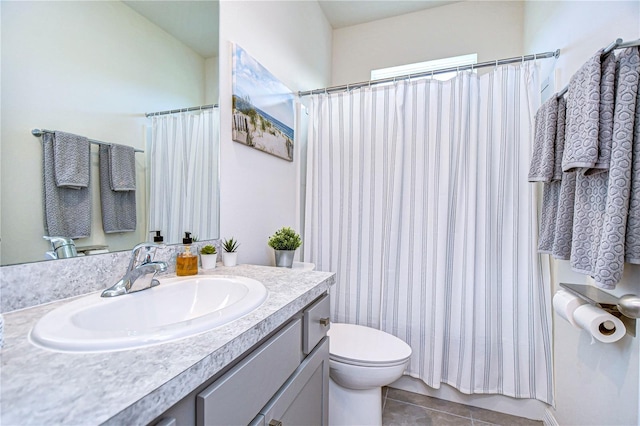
[560,283,639,336]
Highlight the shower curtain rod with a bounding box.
[31,128,144,153]
[298,49,560,97]
[556,37,640,99]
[145,103,218,118]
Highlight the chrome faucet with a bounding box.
[101,242,168,297]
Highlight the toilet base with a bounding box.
[329,377,382,426]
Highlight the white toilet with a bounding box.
[328,323,412,426]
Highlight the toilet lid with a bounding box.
[328,323,412,367]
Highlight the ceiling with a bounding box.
[122,0,461,58]
[318,0,463,29]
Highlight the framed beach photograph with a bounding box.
[232,44,295,161]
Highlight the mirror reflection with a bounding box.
[0,0,220,266]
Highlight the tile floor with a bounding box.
[382,388,543,426]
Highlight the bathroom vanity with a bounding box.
[0,265,335,425]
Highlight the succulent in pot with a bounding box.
[200,244,217,270]
[222,238,239,266]
[268,227,302,268]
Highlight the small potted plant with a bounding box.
[200,244,217,270]
[268,227,302,268]
[222,237,240,267]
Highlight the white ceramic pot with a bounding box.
[223,252,238,267]
[200,253,217,270]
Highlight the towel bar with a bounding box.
[32,129,144,153]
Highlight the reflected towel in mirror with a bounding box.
[42,133,91,239]
[108,144,136,191]
[52,131,90,189]
[99,145,136,233]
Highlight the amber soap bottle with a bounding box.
[176,232,198,276]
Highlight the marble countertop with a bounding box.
[0,264,335,425]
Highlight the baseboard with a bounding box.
[543,408,559,426]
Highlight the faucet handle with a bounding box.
[130,242,165,267]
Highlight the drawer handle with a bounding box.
[269,420,283,426]
[319,317,330,327]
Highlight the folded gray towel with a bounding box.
[99,145,136,233]
[53,131,90,189]
[625,54,640,265]
[563,50,604,172]
[108,144,136,191]
[585,53,617,175]
[594,47,640,288]
[43,133,91,238]
[529,97,558,182]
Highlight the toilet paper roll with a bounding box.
[552,289,587,328]
[573,304,626,343]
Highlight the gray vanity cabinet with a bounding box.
[151,293,330,426]
[251,337,329,426]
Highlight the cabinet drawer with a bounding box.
[196,319,302,426]
[303,294,330,355]
[260,337,329,426]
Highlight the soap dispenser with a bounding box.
[176,232,198,276]
[151,230,164,243]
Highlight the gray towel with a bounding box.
[42,133,91,238]
[552,97,567,181]
[99,145,136,233]
[538,181,561,253]
[538,97,566,253]
[552,171,576,260]
[570,172,608,274]
[625,54,640,265]
[109,144,136,191]
[585,53,617,175]
[53,131,90,188]
[529,97,558,182]
[568,52,619,276]
[562,50,606,172]
[594,47,640,288]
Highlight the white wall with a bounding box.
[218,0,332,265]
[1,1,206,265]
[523,1,640,425]
[331,1,524,86]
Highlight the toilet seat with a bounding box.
[328,323,412,368]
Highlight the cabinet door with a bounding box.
[260,337,329,426]
[196,319,302,426]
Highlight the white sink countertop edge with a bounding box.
[0,264,335,425]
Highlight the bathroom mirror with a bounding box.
[0,0,220,266]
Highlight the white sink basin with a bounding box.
[30,275,268,353]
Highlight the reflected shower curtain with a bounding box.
[148,109,219,243]
[304,63,553,404]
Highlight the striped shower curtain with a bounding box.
[303,63,554,404]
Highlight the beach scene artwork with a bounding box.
[232,44,295,161]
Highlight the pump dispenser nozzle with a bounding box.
[151,231,164,243]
